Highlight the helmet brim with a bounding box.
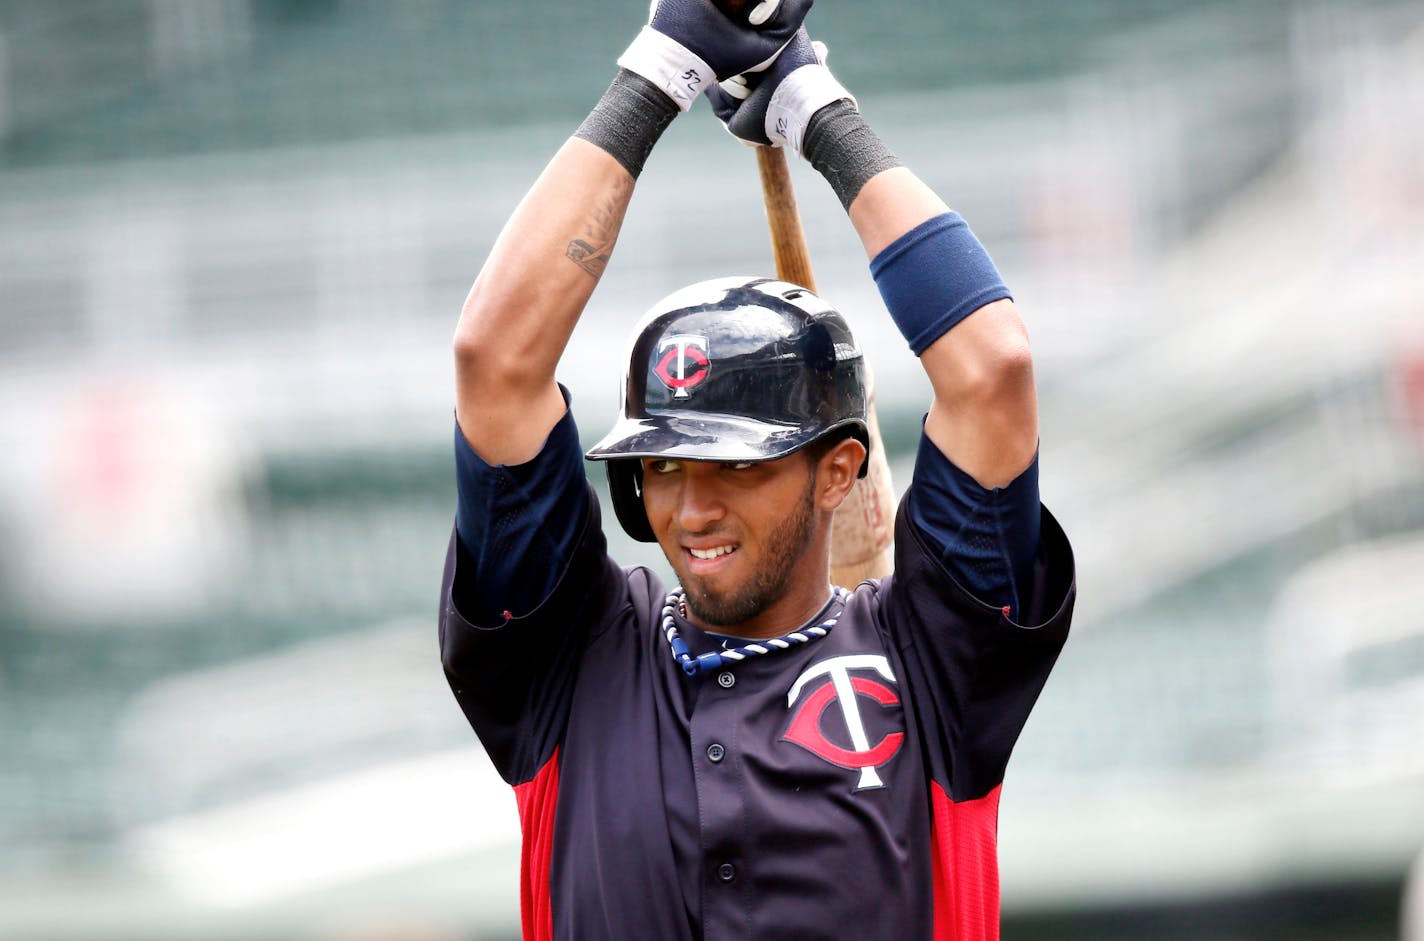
[586,412,846,466]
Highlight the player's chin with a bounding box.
[676,556,752,608]
[675,561,738,602]
[682,577,764,629]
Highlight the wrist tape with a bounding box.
[802,99,902,209]
[574,70,679,179]
[870,212,1012,355]
[765,65,854,153]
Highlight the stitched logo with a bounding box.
[782,655,904,790]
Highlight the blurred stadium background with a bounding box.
[1,1,1423,939]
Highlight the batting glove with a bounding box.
[707,28,852,153]
[619,0,813,112]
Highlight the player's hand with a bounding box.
[619,0,814,112]
[706,28,852,153]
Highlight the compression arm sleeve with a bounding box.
[870,212,1011,356]
[452,389,590,626]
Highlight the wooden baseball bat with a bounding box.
[753,145,896,586]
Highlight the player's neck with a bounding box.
[697,563,836,640]
[748,584,839,641]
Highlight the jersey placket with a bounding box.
[688,664,752,940]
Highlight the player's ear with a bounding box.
[814,437,867,510]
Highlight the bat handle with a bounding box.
[750,145,896,586]
[755,147,817,292]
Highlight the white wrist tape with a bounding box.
[765,65,854,153]
[617,26,715,112]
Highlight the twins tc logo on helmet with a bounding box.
[782,655,904,791]
[654,334,709,399]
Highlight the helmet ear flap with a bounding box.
[606,459,657,543]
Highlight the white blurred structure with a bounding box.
[1407,847,1424,940]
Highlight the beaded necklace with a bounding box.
[661,586,849,677]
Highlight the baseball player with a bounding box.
[440,2,1076,939]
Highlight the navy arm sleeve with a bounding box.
[452,390,589,626]
[886,490,1075,802]
[439,397,626,785]
[908,431,1040,620]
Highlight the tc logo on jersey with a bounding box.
[782,655,904,790]
[654,335,709,399]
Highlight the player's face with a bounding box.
[640,454,824,635]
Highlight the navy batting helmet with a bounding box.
[586,276,869,543]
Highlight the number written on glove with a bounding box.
[620,0,813,111]
[707,27,852,153]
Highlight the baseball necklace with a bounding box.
[661,586,849,677]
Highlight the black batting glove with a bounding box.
[707,28,853,153]
[619,0,814,111]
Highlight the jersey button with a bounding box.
[717,671,736,688]
[717,862,736,883]
[707,743,725,763]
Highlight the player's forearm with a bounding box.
[800,104,1038,488]
[845,167,945,258]
[454,72,676,466]
[453,140,633,465]
[459,139,634,351]
[845,166,1039,487]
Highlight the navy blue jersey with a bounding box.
[439,422,1074,940]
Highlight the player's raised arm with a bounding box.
[707,31,1037,491]
[453,140,634,466]
[453,0,814,467]
[845,172,1037,491]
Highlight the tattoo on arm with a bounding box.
[566,175,632,279]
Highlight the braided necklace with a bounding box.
[661,586,849,677]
